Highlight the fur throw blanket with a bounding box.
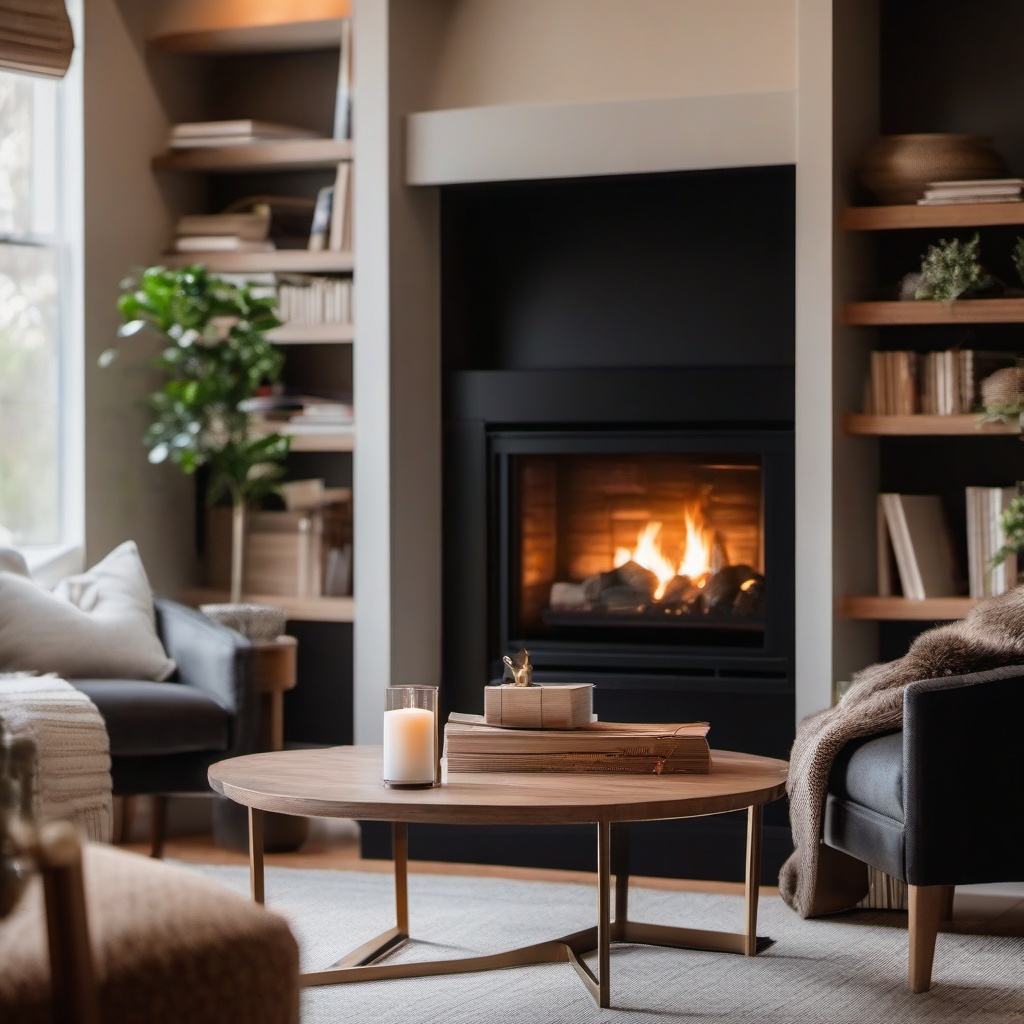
[780,586,1024,918]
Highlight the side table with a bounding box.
[213,635,309,852]
[252,636,298,752]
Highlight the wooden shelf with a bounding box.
[842,202,1024,231]
[267,322,354,345]
[844,298,1024,325]
[181,589,354,623]
[287,430,354,452]
[844,414,1019,436]
[160,250,353,274]
[840,596,977,621]
[153,139,353,174]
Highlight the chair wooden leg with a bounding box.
[115,796,136,845]
[909,884,945,993]
[150,795,167,859]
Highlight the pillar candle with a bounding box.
[382,706,435,784]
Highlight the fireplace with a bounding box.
[363,169,798,880]
[506,444,767,646]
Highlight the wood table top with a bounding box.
[208,746,789,826]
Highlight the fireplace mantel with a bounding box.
[406,91,797,186]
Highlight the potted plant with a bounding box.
[104,264,290,603]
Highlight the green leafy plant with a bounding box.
[1012,235,1024,287]
[105,264,290,599]
[914,233,993,301]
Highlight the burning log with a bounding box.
[704,564,763,613]
[581,560,657,603]
[661,574,701,606]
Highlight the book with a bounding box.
[333,19,353,141]
[918,178,1024,205]
[879,494,959,600]
[328,162,352,252]
[169,119,320,146]
[175,209,270,240]
[172,236,275,253]
[308,186,334,252]
[965,485,1019,598]
[482,684,594,729]
[443,717,711,774]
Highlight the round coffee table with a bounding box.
[209,745,788,1008]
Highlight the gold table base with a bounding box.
[248,808,769,1009]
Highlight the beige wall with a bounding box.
[81,0,201,592]
[424,0,796,110]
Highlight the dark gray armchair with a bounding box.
[824,664,1024,992]
[70,598,257,856]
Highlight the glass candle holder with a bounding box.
[382,686,439,788]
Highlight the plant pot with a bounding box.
[860,134,1008,205]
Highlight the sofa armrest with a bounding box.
[903,663,1024,886]
[153,599,259,757]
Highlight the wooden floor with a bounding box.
[126,815,1024,932]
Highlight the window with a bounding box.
[0,38,79,549]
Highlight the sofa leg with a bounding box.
[908,884,945,992]
[150,795,167,859]
[115,796,136,845]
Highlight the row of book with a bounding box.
[916,177,1024,207]
[866,349,1016,416]
[443,714,711,775]
[878,489,1020,600]
[277,275,353,325]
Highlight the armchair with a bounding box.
[824,663,1024,992]
[69,598,257,856]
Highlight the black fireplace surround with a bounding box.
[362,167,797,880]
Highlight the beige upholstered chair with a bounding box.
[0,727,299,1024]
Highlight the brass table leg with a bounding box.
[294,808,770,1002]
[249,807,264,905]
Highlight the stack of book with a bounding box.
[866,349,1017,415]
[917,178,1024,206]
[171,208,274,254]
[965,485,1020,598]
[242,391,353,435]
[443,715,711,774]
[877,493,960,599]
[277,275,353,325]
[168,119,321,149]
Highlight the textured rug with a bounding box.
[181,863,1023,1024]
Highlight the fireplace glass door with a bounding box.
[500,442,771,649]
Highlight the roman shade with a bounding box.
[0,0,74,79]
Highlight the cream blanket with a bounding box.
[780,586,1024,918]
[0,673,113,842]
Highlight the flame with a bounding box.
[616,502,716,600]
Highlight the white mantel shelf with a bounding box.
[406,91,797,187]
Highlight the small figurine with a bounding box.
[501,648,533,686]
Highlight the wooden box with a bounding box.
[483,684,594,730]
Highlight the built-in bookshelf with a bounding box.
[841,203,1024,622]
[150,6,355,623]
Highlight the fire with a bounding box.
[614,503,715,600]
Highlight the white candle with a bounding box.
[382,706,436,784]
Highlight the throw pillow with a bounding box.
[0,541,175,681]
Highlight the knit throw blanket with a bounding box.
[780,586,1024,918]
[0,674,112,842]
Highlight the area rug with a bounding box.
[181,863,1023,1024]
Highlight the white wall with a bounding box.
[423,0,796,109]
[81,0,200,591]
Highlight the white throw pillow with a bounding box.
[0,541,175,681]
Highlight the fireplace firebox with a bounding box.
[505,443,768,645]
